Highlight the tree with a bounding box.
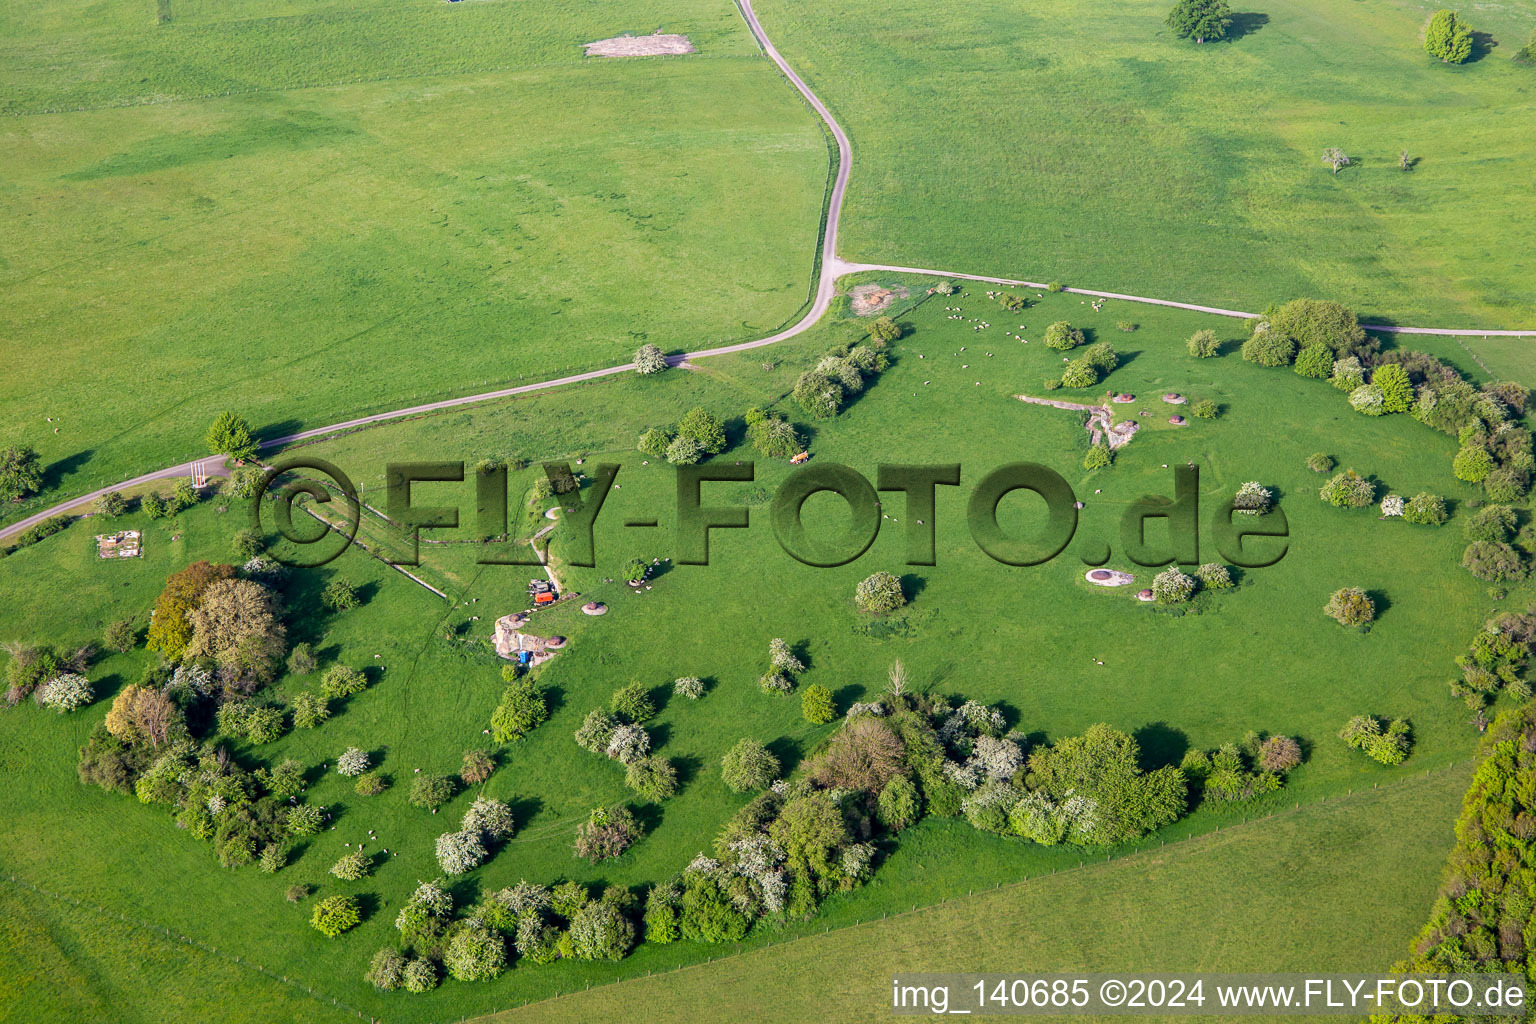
[103,618,136,653]
[1374,363,1415,413]
[1331,357,1366,392]
[184,578,286,683]
[410,774,455,810]
[1307,452,1335,473]
[1319,469,1375,508]
[721,738,779,792]
[403,959,438,992]
[1324,586,1375,627]
[1293,343,1334,379]
[676,407,727,455]
[461,748,495,785]
[1453,445,1494,482]
[1258,736,1303,774]
[605,723,651,764]
[1322,148,1351,175]
[744,408,803,460]
[575,708,619,753]
[792,368,844,419]
[436,829,488,874]
[96,490,127,517]
[625,755,678,801]
[867,316,902,342]
[286,804,323,837]
[1166,0,1233,42]
[1082,342,1118,374]
[855,571,906,614]
[1187,329,1221,357]
[1195,563,1233,589]
[809,718,906,793]
[319,664,367,699]
[366,948,407,991]
[205,411,259,462]
[674,676,706,700]
[443,919,507,980]
[1233,481,1272,515]
[1266,299,1370,356]
[1349,384,1385,416]
[231,528,263,560]
[1043,321,1084,351]
[38,673,93,712]
[1060,357,1099,389]
[142,492,170,519]
[145,561,235,663]
[310,894,361,937]
[610,682,656,723]
[1401,492,1448,526]
[877,775,922,831]
[1339,715,1412,765]
[801,683,835,724]
[634,343,668,374]
[574,805,641,861]
[665,434,703,466]
[1464,505,1517,543]
[354,771,388,796]
[337,747,370,776]
[768,637,804,673]
[1151,567,1196,604]
[458,797,512,841]
[330,849,372,881]
[491,680,548,741]
[1462,541,1525,583]
[637,427,673,458]
[321,578,360,612]
[1241,326,1296,367]
[286,642,317,676]
[0,444,44,502]
[1191,399,1218,419]
[1084,443,1112,470]
[1424,9,1474,63]
[567,896,636,961]
[170,477,198,512]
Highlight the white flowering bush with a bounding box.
[1151,567,1196,604]
[1381,494,1404,517]
[943,759,981,790]
[1232,481,1272,516]
[673,676,705,699]
[768,638,804,673]
[1349,383,1385,415]
[336,747,370,777]
[846,701,886,719]
[758,672,793,696]
[38,673,92,712]
[841,842,876,881]
[605,723,651,764]
[462,795,516,841]
[685,852,721,877]
[397,881,453,929]
[435,829,488,874]
[1007,790,1099,845]
[170,663,215,697]
[969,735,1023,781]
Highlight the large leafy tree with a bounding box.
[0,444,43,502]
[205,410,259,462]
[1166,0,1233,42]
[1424,9,1474,63]
[145,561,236,662]
[184,578,287,683]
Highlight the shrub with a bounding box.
[759,672,793,696]
[285,884,309,904]
[575,709,619,753]
[676,407,727,455]
[142,493,170,519]
[1306,452,1334,473]
[1374,363,1415,412]
[1046,281,1063,293]
[1401,492,1448,526]
[230,528,263,560]
[321,578,360,612]
[460,748,495,785]
[331,849,372,881]
[867,316,902,342]
[637,427,673,458]
[768,637,804,673]
[1258,736,1303,774]
[610,682,656,723]
[1462,542,1525,583]
[336,747,370,776]
[285,642,317,676]
[876,775,922,831]
[1083,444,1112,470]
[354,771,388,796]
[574,805,641,861]
[261,758,305,800]
[567,897,636,961]
[286,804,323,836]
[811,718,910,793]
[410,774,455,810]
[1349,384,1385,415]
[402,959,438,993]
[801,683,835,724]
[1267,298,1370,354]
[634,343,668,374]
[291,692,328,729]
[1082,341,1118,373]
[38,673,93,713]
[1195,563,1233,589]
[95,489,128,517]
[1187,329,1221,357]
[102,618,136,654]
[491,680,548,742]
[1320,469,1375,508]
[366,948,407,991]
[673,676,706,700]
[1464,505,1517,543]
[744,408,803,460]
[1324,587,1375,628]
[665,434,703,466]
[855,571,906,614]
[1043,321,1084,351]
[436,829,488,874]
[462,795,516,840]
[1060,357,1098,389]
[1331,357,1365,391]
[1241,327,1296,367]
[721,739,779,792]
[625,755,678,802]
[1151,567,1196,604]
[1293,343,1334,379]
[1233,481,1272,516]
[310,895,361,937]
[1380,494,1404,517]
[258,843,287,873]
[319,665,367,700]
[1339,715,1412,764]
[605,723,651,764]
[443,920,507,981]
[1191,399,1218,419]
[1453,445,1494,483]
[1485,466,1531,503]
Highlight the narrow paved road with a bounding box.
[2,0,1532,544]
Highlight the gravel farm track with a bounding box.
[4,0,1533,545]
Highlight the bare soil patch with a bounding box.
[849,283,909,316]
[584,33,696,58]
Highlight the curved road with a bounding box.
[2,0,1532,543]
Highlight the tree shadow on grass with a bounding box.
[1366,589,1392,622]
[670,755,703,788]
[42,448,94,492]
[1134,721,1189,771]
[766,735,804,775]
[1226,12,1269,41]
[1468,31,1499,62]
[633,801,665,836]
[507,796,542,830]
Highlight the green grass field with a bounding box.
[752,0,1536,329]
[0,277,1520,1020]
[495,765,1473,1024]
[0,0,827,523]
